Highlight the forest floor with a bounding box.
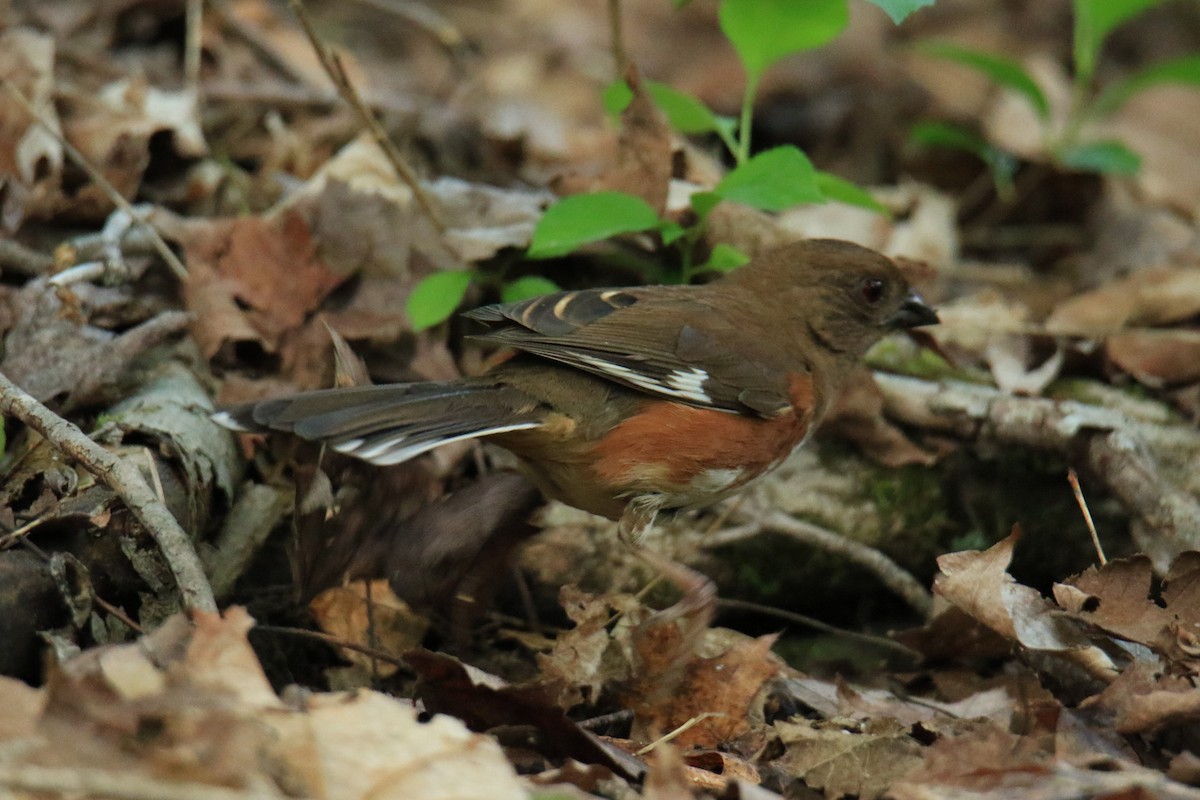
[1,0,1200,798]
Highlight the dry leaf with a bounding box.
[308,580,430,677]
[774,717,923,800]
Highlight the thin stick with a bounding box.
[713,512,933,617]
[607,0,627,79]
[185,0,204,96]
[0,370,216,612]
[717,597,921,661]
[0,240,54,276]
[0,84,189,282]
[93,595,146,634]
[635,712,725,756]
[350,0,468,57]
[287,0,447,233]
[254,623,410,668]
[1068,469,1107,565]
[208,0,322,88]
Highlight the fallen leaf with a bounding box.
[1107,330,1200,387]
[985,335,1064,396]
[932,531,1117,681]
[0,27,61,187]
[308,580,430,678]
[181,210,347,362]
[773,717,923,800]
[1046,266,1200,336]
[626,632,782,751]
[1087,660,1200,735]
[1054,552,1200,665]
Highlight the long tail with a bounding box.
[213,381,544,466]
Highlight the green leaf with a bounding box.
[815,171,889,215]
[909,120,990,153]
[699,243,751,273]
[863,0,938,24]
[406,271,473,331]
[715,146,823,211]
[1057,140,1141,174]
[1074,0,1166,82]
[528,192,662,259]
[710,145,825,211]
[690,191,723,221]
[718,0,850,79]
[908,121,1018,198]
[1090,54,1200,117]
[602,79,634,118]
[646,81,727,135]
[501,275,561,303]
[660,221,687,246]
[915,41,1050,120]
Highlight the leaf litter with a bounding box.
[1,0,1200,798]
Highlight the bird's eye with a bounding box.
[861,277,886,305]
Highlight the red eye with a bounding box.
[861,277,886,304]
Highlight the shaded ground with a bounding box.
[1,0,1200,797]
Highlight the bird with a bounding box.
[215,238,938,542]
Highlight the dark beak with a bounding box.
[888,292,939,329]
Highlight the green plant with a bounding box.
[911,0,1200,180]
[524,0,942,282]
[408,0,937,328]
[405,267,562,332]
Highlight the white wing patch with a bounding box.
[576,355,713,405]
[331,422,542,466]
[666,367,710,403]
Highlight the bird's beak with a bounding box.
[888,292,939,329]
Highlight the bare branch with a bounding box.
[287,0,448,233]
[0,370,216,612]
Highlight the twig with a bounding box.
[577,708,634,731]
[0,370,216,612]
[350,0,469,60]
[50,205,155,286]
[254,623,410,668]
[712,512,934,617]
[0,764,282,800]
[635,712,725,756]
[1068,469,1106,565]
[185,0,203,97]
[93,595,145,634]
[607,0,627,79]
[873,372,1200,570]
[0,240,54,277]
[0,83,190,282]
[207,0,322,88]
[287,0,447,233]
[717,597,922,661]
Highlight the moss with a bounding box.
[865,337,991,384]
[865,464,952,548]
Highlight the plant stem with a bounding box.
[735,72,760,165]
[608,0,627,80]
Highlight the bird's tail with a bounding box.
[213,381,544,466]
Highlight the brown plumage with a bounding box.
[216,238,938,533]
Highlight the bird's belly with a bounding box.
[591,402,812,514]
[645,465,751,510]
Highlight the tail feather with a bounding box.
[214,382,545,467]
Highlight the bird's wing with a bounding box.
[465,287,799,417]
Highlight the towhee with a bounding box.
[215,238,938,538]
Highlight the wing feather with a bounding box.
[467,287,795,416]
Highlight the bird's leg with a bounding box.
[618,497,717,671]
